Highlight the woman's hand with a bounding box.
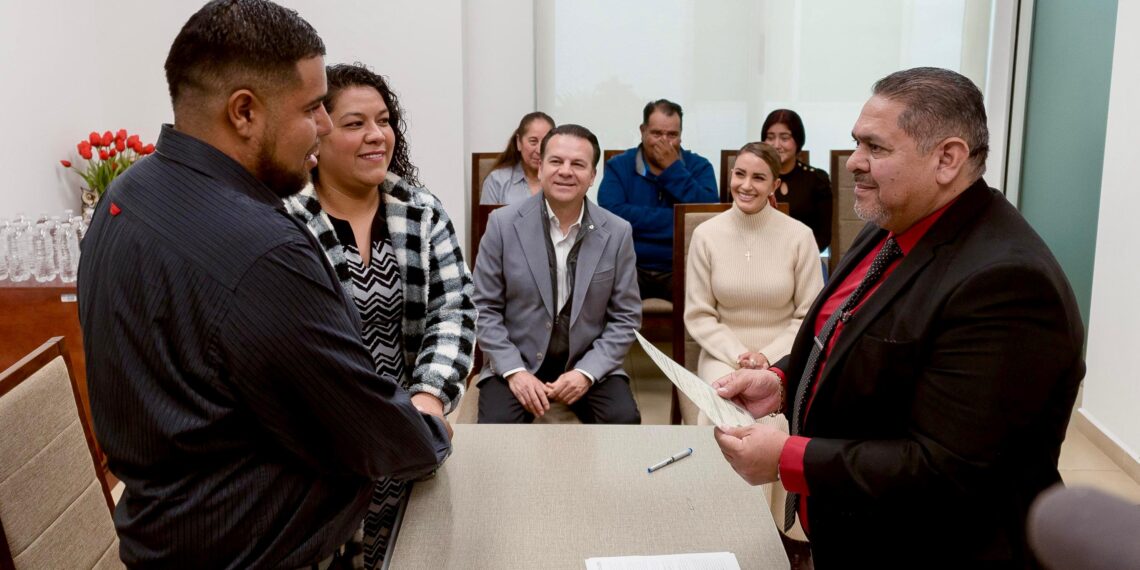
[411,393,453,440]
[736,351,770,370]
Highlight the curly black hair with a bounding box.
[322,63,421,187]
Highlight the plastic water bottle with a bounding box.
[0,221,10,281]
[8,221,31,282]
[55,221,80,283]
[31,222,58,282]
[69,215,87,243]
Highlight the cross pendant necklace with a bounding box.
[745,250,752,262]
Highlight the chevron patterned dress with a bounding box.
[334,217,407,569]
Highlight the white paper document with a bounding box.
[634,331,755,427]
[585,551,741,570]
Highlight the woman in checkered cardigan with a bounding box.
[284,63,475,569]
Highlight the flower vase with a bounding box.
[81,188,99,223]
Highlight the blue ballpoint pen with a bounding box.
[648,448,694,473]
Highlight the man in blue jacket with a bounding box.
[598,99,717,299]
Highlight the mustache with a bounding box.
[853,174,876,186]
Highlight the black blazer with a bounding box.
[777,180,1085,567]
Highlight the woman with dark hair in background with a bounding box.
[284,63,475,569]
[762,108,833,251]
[479,111,554,204]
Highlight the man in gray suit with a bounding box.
[473,124,642,424]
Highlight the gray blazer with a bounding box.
[473,192,641,384]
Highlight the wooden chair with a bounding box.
[0,338,122,569]
[603,149,624,164]
[466,204,503,389]
[468,204,503,270]
[470,152,501,254]
[0,283,103,476]
[719,149,809,203]
[829,149,858,273]
[669,203,732,425]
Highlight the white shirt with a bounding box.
[546,199,584,313]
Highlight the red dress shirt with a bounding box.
[776,198,958,532]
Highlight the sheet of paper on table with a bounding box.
[634,331,755,427]
[585,551,741,570]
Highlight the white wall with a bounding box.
[1,0,471,247]
[0,1,180,218]
[297,0,467,241]
[534,0,998,195]
[1082,0,1140,461]
[463,0,535,249]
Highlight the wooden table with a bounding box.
[386,425,789,569]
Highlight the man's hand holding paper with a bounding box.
[633,331,755,426]
[711,369,783,418]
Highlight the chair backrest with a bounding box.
[671,203,732,370]
[469,204,504,270]
[603,149,623,164]
[470,152,501,253]
[0,338,122,569]
[829,149,859,272]
[467,204,504,387]
[719,149,810,202]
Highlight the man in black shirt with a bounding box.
[77,1,449,568]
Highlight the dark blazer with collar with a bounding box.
[776,180,1085,567]
[473,193,642,383]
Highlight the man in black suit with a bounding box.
[712,67,1085,567]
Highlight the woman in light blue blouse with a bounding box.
[479,111,554,205]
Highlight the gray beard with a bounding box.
[853,196,888,226]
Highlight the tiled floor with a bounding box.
[1059,428,1140,503]
[456,341,1140,504]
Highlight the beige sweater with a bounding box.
[684,203,824,383]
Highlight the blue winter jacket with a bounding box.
[598,146,717,271]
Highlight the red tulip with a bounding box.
[101,131,113,146]
[109,148,118,158]
[115,139,125,152]
[116,129,127,141]
[89,132,101,146]
[111,162,119,170]
[99,149,109,160]
[127,134,139,145]
[60,160,72,168]
[143,143,155,154]
[78,141,93,160]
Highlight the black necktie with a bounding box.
[783,236,903,532]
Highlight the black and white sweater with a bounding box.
[284,173,476,413]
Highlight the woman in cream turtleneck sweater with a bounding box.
[685,141,823,539]
[684,142,823,422]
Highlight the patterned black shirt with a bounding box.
[776,160,833,251]
[77,125,448,569]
